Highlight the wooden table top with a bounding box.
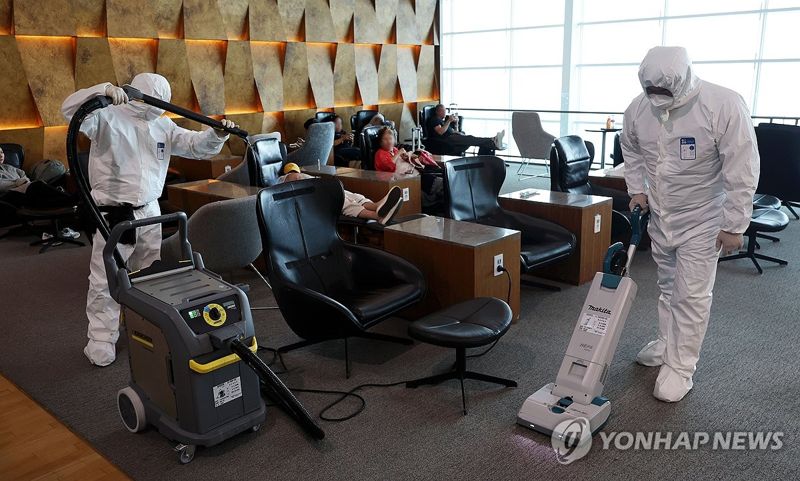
[386,216,519,247]
[589,165,626,179]
[338,169,420,183]
[301,165,357,177]
[500,188,613,208]
[168,179,261,198]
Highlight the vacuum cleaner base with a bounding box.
[516,382,610,437]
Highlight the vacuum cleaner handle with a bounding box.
[629,206,650,248]
[103,212,190,281]
[122,85,249,139]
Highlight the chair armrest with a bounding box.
[344,243,426,293]
[277,279,363,330]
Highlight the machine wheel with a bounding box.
[251,423,262,433]
[117,387,146,433]
[177,444,196,464]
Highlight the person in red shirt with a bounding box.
[374,127,415,174]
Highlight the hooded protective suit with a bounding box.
[621,47,759,401]
[62,73,229,366]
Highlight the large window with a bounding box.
[441,0,800,158]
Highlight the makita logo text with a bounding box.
[587,305,611,315]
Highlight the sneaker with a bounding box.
[379,198,404,225]
[41,231,63,246]
[377,186,403,218]
[60,227,80,239]
[494,129,506,150]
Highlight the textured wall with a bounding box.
[0,0,439,169]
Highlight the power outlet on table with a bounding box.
[594,214,602,234]
[494,253,504,276]
[402,187,410,202]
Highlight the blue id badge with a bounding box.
[157,142,165,160]
[680,137,696,160]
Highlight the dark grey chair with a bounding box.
[287,122,335,168]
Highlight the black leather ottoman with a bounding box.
[406,297,516,415]
[719,208,789,274]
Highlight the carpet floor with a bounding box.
[1,166,797,480]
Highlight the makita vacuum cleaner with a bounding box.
[66,86,324,464]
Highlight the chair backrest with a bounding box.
[755,123,800,201]
[419,105,437,138]
[315,112,336,123]
[612,132,624,166]
[350,110,379,133]
[359,125,384,170]
[443,155,506,221]
[549,135,592,195]
[286,122,335,167]
[246,135,284,187]
[256,177,354,298]
[161,196,261,274]
[511,112,556,159]
[0,143,24,169]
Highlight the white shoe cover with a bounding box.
[636,339,665,366]
[84,340,116,367]
[653,365,693,402]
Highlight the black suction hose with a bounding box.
[229,338,326,440]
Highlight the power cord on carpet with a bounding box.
[257,267,514,422]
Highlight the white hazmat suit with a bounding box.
[62,73,229,366]
[621,47,759,402]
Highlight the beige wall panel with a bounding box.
[72,0,106,37]
[156,39,195,109]
[250,0,286,41]
[224,41,260,113]
[107,0,157,38]
[399,102,416,141]
[0,127,44,168]
[377,44,399,103]
[0,37,41,128]
[396,0,419,45]
[186,40,226,115]
[251,41,284,112]
[307,43,335,108]
[416,0,438,44]
[396,45,417,101]
[14,0,75,36]
[183,0,227,40]
[354,0,397,43]
[283,42,313,109]
[109,38,157,85]
[151,0,184,38]
[283,108,316,144]
[378,102,402,132]
[17,37,75,127]
[333,43,358,106]
[305,0,337,42]
[43,126,68,162]
[374,0,398,43]
[0,0,11,35]
[75,37,116,90]
[417,44,436,100]
[278,0,306,41]
[330,0,355,42]
[354,44,379,106]
[219,0,250,40]
[261,112,283,137]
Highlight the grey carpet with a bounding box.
[1,173,798,480]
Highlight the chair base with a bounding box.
[719,233,788,274]
[406,347,516,415]
[277,332,413,378]
[28,218,85,253]
[784,201,800,220]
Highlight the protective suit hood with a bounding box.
[638,46,700,113]
[125,73,172,121]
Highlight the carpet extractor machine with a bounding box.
[66,86,324,464]
[517,207,649,437]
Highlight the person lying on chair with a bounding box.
[278,163,404,225]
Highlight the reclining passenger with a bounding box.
[278,163,403,225]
